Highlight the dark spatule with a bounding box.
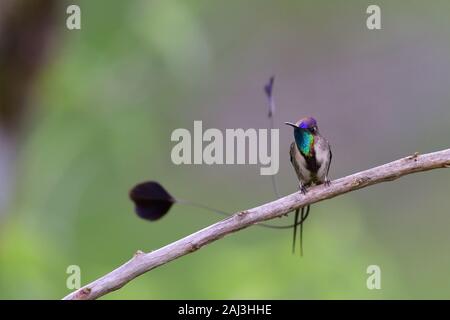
[264,75,275,117]
[129,180,309,231]
[129,181,175,221]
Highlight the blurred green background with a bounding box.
[0,0,450,299]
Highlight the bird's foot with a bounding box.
[299,184,308,195]
[324,177,331,187]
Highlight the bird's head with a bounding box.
[285,117,319,135]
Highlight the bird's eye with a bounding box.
[310,126,317,133]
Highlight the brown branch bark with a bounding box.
[63,148,450,300]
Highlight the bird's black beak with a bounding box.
[284,122,297,128]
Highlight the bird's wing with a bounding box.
[290,142,295,164]
[326,142,332,177]
[289,141,296,165]
[289,142,302,181]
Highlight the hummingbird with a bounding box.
[285,117,332,256]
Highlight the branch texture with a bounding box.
[63,148,450,300]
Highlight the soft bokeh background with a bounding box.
[1,0,450,299]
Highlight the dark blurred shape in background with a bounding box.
[0,0,59,215]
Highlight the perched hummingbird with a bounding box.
[285,117,332,256]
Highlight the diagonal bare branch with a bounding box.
[63,148,450,300]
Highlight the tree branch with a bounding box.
[63,148,450,300]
